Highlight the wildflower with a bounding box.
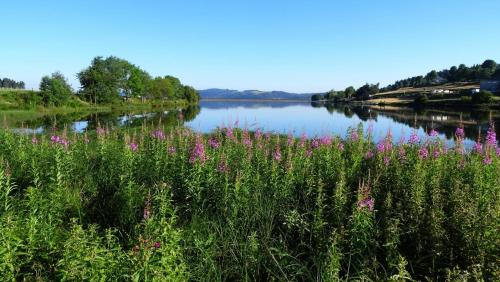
[365,150,374,159]
[208,137,220,149]
[311,139,320,149]
[350,130,359,141]
[305,148,313,157]
[168,146,176,155]
[265,131,271,141]
[383,156,390,166]
[376,142,385,153]
[367,123,374,136]
[398,146,406,161]
[455,127,464,139]
[409,131,419,144]
[483,155,492,165]
[337,142,344,151]
[130,142,138,152]
[217,160,227,172]
[358,197,374,211]
[189,137,207,164]
[485,124,497,148]
[151,130,165,140]
[84,137,90,144]
[287,132,294,146]
[50,135,61,143]
[473,142,482,154]
[255,129,262,140]
[299,132,307,147]
[96,127,106,136]
[497,147,500,157]
[226,127,234,139]
[418,147,429,159]
[321,135,332,146]
[433,148,440,159]
[31,136,38,144]
[429,129,439,137]
[153,242,161,249]
[273,147,282,161]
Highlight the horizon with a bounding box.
[1,1,500,92]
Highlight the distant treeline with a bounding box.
[312,59,500,103]
[0,78,25,89]
[381,59,499,91]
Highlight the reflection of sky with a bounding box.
[186,104,474,147]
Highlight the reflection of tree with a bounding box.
[6,105,202,133]
[182,105,201,122]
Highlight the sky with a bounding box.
[1,0,499,93]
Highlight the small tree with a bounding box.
[39,72,73,106]
[471,90,493,104]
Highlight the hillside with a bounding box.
[199,88,313,100]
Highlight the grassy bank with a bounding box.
[0,124,498,280]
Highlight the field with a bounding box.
[0,123,498,281]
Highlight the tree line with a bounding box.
[28,56,200,107]
[381,59,499,91]
[0,78,25,89]
[311,83,380,102]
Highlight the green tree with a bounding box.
[182,86,200,103]
[472,90,493,104]
[344,86,356,99]
[39,72,73,106]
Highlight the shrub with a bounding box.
[471,90,493,104]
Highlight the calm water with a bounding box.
[4,100,499,147]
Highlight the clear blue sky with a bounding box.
[1,0,499,92]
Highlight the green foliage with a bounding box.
[39,72,73,106]
[382,59,499,91]
[0,78,25,89]
[0,124,498,281]
[413,93,429,105]
[472,90,493,104]
[78,56,200,105]
[355,83,379,100]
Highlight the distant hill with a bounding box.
[199,88,313,100]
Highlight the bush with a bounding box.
[413,93,428,105]
[472,90,493,104]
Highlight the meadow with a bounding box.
[0,121,498,281]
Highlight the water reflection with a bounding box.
[3,101,498,147]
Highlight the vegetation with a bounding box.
[382,59,500,92]
[472,90,494,105]
[0,123,498,280]
[0,77,25,89]
[39,72,74,106]
[77,56,200,105]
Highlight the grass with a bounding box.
[0,123,498,280]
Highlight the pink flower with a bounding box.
[433,149,440,159]
[398,146,406,160]
[305,149,312,157]
[365,150,374,159]
[311,139,320,149]
[418,147,429,159]
[287,133,294,146]
[321,135,332,146]
[429,129,439,137]
[358,197,374,211]
[31,136,38,144]
[168,146,176,154]
[153,242,161,249]
[409,131,419,144]
[483,155,492,165]
[337,142,344,151]
[376,142,385,153]
[383,156,390,166]
[217,160,227,172]
[208,137,220,149]
[350,130,359,141]
[130,143,138,152]
[189,137,207,164]
[273,147,282,161]
[151,130,165,140]
[473,142,483,154]
[299,132,307,148]
[485,124,497,148]
[497,147,500,157]
[455,127,465,139]
[50,135,61,143]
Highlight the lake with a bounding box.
[3,100,499,147]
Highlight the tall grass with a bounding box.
[0,123,498,281]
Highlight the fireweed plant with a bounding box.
[0,123,498,281]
